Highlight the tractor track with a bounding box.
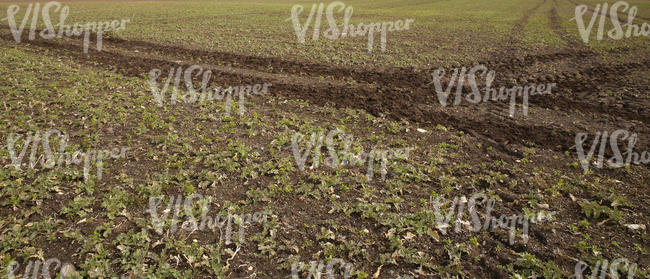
[1,32,647,157]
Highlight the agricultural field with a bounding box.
[0,0,648,278]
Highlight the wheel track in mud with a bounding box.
[485,0,650,125]
[1,32,647,155]
[532,62,650,121]
[485,60,650,122]
[98,37,648,129]
[418,54,650,123]
[96,32,650,122]
[477,0,647,123]
[457,0,649,123]
[536,0,647,120]
[100,35,428,89]
[15,25,625,89]
[480,0,549,69]
[549,0,592,50]
[1,22,637,103]
[0,34,572,153]
[507,0,548,51]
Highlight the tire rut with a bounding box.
[2,32,645,155]
[1,24,626,91]
[549,0,592,50]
